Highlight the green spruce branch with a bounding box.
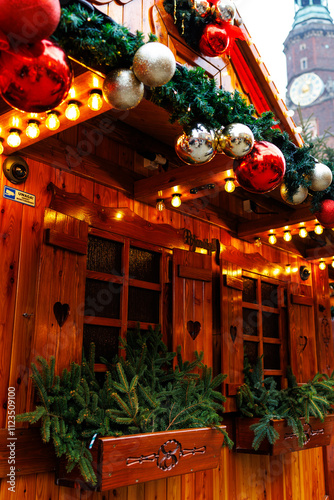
[237,357,334,450]
[16,326,232,486]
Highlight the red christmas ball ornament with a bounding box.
[314,199,334,228]
[0,39,73,113]
[233,141,286,194]
[0,0,61,45]
[199,24,230,57]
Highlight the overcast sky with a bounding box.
[236,0,334,99]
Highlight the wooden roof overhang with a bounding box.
[0,0,332,261]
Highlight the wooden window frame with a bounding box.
[242,271,287,385]
[84,226,171,370]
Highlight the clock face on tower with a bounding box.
[289,72,324,106]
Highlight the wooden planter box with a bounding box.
[57,426,226,491]
[235,416,334,456]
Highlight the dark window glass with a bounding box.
[262,311,279,338]
[129,247,160,283]
[263,343,281,370]
[83,324,119,363]
[244,341,258,365]
[128,287,160,323]
[242,277,257,303]
[261,282,278,308]
[243,308,258,336]
[84,279,121,318]
[87,235,122,275]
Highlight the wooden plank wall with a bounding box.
[0,139,330,499]
[0,2,331,497]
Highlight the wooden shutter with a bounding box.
[220,261,243,411]
[32,208,88,374]
[172,249,212,367]
[288,282,317,382]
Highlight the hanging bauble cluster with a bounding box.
[103,42,176,111]
[193,0,237,57]
[0,0,72,114]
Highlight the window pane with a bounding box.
[129,247,160,283]
[261,282,278,308]
[85,279,121,318]
[83,324,119,363]
[244,341,258,365]
[87,235,122,275]
[242,277,257,303]
[128,287,160,323]
[243,308,258,336]
[263,343,281,370]
[262,311,279,338]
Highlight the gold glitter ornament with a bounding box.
[175,124,216,165]
[102,69,144,110]
[132,42,176,88]
[310,162,333,191]
[280,183,308,205]
[214,123,254,158]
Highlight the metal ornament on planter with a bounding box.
[132,42,176,87]
[280,183,308,205]
[310,162,333,192]
[175,124,216,165]
[102,68,144,110]
[214,123,254,158]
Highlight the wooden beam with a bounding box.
[237,207,315,238]
[305,245,334,260]
[21,136,141,196]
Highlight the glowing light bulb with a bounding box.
[295,126,302,134]
[7,129,21,148]
[314,224,323,235]
[65,101,80,121]
[88,90,103,111]
[0,139,4,155]
[156,198,166,211]
[225,178,235,193]
[25,120,40,139]
[268,233,277,245]
[287,109,295,117]
[283,230,292,242]
[332,259,334,269]
[285,264,291,274]
[319,260,326,271]
[171,194,181,208]
[299,227,308,238]
[45,112,60,131]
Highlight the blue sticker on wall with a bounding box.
[3,186,35,207]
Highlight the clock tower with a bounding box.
[284,0,334,141]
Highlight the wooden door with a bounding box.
[172,249,212,367]
[288,282,318,382]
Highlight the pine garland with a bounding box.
[16,326,232,486]
[237,357,334,450]
[51,2,334,210]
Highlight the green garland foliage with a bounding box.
[16,326,232,486]
[52,3,156,75]
[52,2,334,210]
[237,357,334,450]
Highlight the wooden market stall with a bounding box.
[1,0,334,499]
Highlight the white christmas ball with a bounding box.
[280,183,308,205]
[132,42,176,87]
[310,162,333,191]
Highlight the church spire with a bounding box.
[293,0,333,27]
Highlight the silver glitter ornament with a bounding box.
[310,162,333,191]
[193,0,212,17]
[175,125,216,165]
[215,123,254,158]
[215,0,236,23]
[132,42,176,88]
[280,183,308,205]
[102,69,144,110]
